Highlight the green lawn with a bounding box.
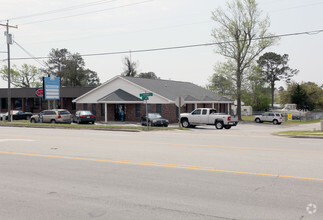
[273,130,323,137]
[0,120,187,131]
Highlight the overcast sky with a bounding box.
[0,0,322,89]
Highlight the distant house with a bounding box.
[73,76,234,123]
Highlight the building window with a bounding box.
[0,98,7,109]
[192,104,195,111]
[92,104,97,116]
[147,104,151,113]
[14,98,22,109]
[136,104,141,118]
[72,99,76,110]
[101,104,105,117]
[156,104,162,114]
[83,104,88,110]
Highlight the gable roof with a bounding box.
[122,76,233,103]
[98,89,143,103]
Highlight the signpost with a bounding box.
[175,97,185,127]
[43,76,60,100]
[140,92,153,129]
[140,92,153,100]
[43,76,60,109]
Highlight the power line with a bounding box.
[13,40,47,68]
[3,28,323,61]
[1,0,120,21]
[270,1,323,13]
[18,0,155,26]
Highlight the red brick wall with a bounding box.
[76,103,232,123]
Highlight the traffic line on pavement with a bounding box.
[1,151,323,182]
[0,134,322,154]
[0,139,34,142]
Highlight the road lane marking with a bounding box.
[1,151,323,182]
[0,133,322,154]
[0,139,34,142]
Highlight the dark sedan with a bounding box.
[0,110,32,120]
[141,113,169,127]
[73,110,96,124]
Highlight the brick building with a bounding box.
[73,76,234,123]
[0,87,94,114]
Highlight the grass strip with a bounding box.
[0,121,187,131]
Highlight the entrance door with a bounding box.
[115,104,126,121]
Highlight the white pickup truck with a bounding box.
[180,108,238,129]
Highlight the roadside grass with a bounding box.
[241,116,254,122]
[273,130,323,137]
[0,120,187,131]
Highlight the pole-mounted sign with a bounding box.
[140,92,153,100]
[140,92,153,129]
[35,89,43,97]
[43,76,60,100]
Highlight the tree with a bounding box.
[291,84,308,110]
[280,82,323,110]
[137,72,159,79]
[121,56,137,77]
[257,52,298,108]
[211,0,277,120]
[242,65,271,111]
[44,48,100,87]
[208,62,235,97]
[0,64,42,88]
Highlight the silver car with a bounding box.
[30,109,72,124]
[254,112,283,125]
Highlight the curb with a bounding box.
[0,124,141,132]
[290,136,323,139]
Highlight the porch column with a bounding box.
[195,103,197,109]
[212,103,215,109]
[227,103,230,114]
[105,103,108,123]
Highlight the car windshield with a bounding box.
[79,111,92,115]
[148,113,162,119]
[58,110,70,115]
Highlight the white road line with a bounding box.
[0,139,35,142]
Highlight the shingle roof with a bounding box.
[98,89,143,102]
[122,76,233,102]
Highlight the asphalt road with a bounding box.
[0,123,322,220]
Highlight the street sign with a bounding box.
[175,97,185,107]
[36,89,43,97]
[288,113,292,121]
[140,92,153,101]
[43,76,60,100]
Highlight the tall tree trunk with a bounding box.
[271,81,275,109]
[236,68,242,120]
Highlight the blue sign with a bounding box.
[43,76,60,100]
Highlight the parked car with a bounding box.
[30,109,72,124]
[0,110,32,120]
[254,112,283,125]
[141,113,169,127]
[73,110,96,124]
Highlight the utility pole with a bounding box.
[0,21,18,122]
